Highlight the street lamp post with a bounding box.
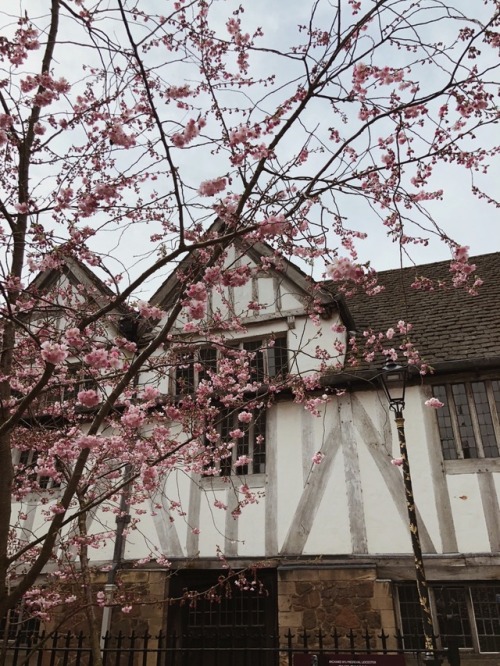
[380,362,441,665]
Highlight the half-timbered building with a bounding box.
[8,246,500,664]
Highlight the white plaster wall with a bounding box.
[495,472,500,501]
[255,276,279,315]
[279,286,303,312]
[14,301,500,573]
[275,402,304,550]
[446,475,490,552]
[124,509,160,560]
[358,443,412,554]
[302,450,352,555]
[162,468,193,553]
[401,387,442,544]
[197,488,229,555]
[236,499,267,557]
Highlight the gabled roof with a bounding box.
[29,255,121,308]
[149,220,355,328]
[335,252,500,376]
[27,255,134,340]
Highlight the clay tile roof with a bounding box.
[328,252,500,376]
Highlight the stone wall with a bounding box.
[108,569,166,635]
[278,567,397,650]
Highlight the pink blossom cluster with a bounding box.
[228,124,261,146]
[27,250,65,276]
[108,123,136,148]
[64,327,85,349]
[237,483,260,509]
[171,117,206,148]
[41,341,68,365]
[94,182,121,204]
[256,214,287,239]
[226,18,251,73]
[20,73,70,107]
[352,63,404,98]
[455,86,490,118]
[187,282,207,301]
[449,245,482,293]
[185,281,207,319]
[2,23,40,66]
[165,85,191,99]
[226,18,250,46]
[82,346,122,370]
[425,397,444,409]
[121,405,145,429]
[326,257,365,282]
[349,320,429,372]
[55,187,73,210]
[84,348,109,369]
[77,389,100,407]
[23,588,73,622]
[221,265,251,287]
[75,435,100,449]
[137,301,164,320]
[304,395,328,417]
[234,454,252,468]
[141,465,158,491]
[198,177,227,197]
[142,386,160,402]
[0,113,14,146]
[311,452,325,465]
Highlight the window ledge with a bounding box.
[443,458,500,475]
[200,473,266,491]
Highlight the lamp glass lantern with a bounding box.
[380,362,408,415]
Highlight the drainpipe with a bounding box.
[99,463,132,652]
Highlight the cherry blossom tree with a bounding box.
[0,0,498,647]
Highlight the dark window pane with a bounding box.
[253,410,266,474]
[167,569,277,665]
[0,603,40,641]
[244,340,265,382]
[268,337,288,377]
[199,348,217,384]
[492,380,500,425]
[204,409,266,476]
[434,586,473,649]
[471,382,499,458]
[398,584,425,650]
[433,386,458,460]
[175,355,195,394]
[471,585,500,652]
[17,449,57,490]
[18,449,32,467]
[236,414,250,476]
[451,384,478,459]
[219,410,233,477]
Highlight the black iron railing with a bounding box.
[2,628,448,666]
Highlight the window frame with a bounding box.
[432,379,500,460]
[173,347,218,395]
[31,362,98,413]
[16,448,61,491]
[396,582,500,654]
[204,407,267,477]
[172,335,288,396]
[166,568,278,666]
[0,600,40,642]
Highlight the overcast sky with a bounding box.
[7,0,500,293]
